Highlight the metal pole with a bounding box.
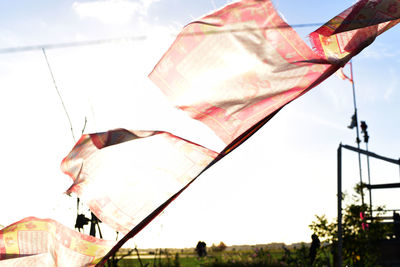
[90,212,97,237]
[338,144,343,267]
[350,61,364,205]
[366,142,373,218]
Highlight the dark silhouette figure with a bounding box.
[75,214,90,232]
[393,212,400,239]
[195,241,207,257]
[281,245,291,263]
[309,234,320,265]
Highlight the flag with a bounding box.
[310,0,400,63]
[0,217,114,267]
[348,113,357,129]
[336,67,353,83]
[149,0,335,144]
[150,0,400,145]
[61,129,218,234]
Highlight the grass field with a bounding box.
[107,249,291,267]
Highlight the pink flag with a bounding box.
[0,217,114,267]
[310,0,400,63]
[335,67,353,83]
[150,0,400,145]
[149,0,334,144]
[61,129,218,234]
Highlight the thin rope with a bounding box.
[81,116,87,135]
[0,22,324,54]
[349,60,365,205]
[0,16,396,54]
[1,36,147,54]
[42,48,76,143]
[43,48,81,225]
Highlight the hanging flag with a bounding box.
[149,0,335,144]
[348,113,357,129]
[336,67,353,83]
[318,0,400,36]
[61,129,218,234]
[0,217,114,267]
[150,0,400,145]
[310,0,400,63]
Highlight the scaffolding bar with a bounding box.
[337,144,343,267]
[342,145,400,165]
[366,183,400,189]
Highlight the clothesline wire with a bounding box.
[2,16,395,55]
[1,14,396,54]
[0,22,324,54]
[42,48,76,143]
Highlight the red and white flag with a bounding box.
[61,129,218,234]
[150,0,400,145]
[335,66,353,83]
[0,217,114,267]
[310,0,400,63]
[149,0,334,144]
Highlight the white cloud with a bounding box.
[73,0,159,25]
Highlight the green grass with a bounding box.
[112,255,200,267]
[110,250,286,267]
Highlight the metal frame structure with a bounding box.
[336,143,400,266]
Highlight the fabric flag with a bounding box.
[61,129,218,234]
[336,68,352,82]
[310,0,400,63]
[0,217,114,267]
[150,0,400,145]
[149,0,335,144]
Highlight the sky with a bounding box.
[1,0,400,249]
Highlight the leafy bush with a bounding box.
[309,186,393,267]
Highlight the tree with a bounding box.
[211,241,227,252]
[309,185,392,266]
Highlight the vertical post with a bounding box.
[338,144,343,267]
[90,212,97,237]
[361,121,372,218]
[349,61,364,205]
[366,142,373,218]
